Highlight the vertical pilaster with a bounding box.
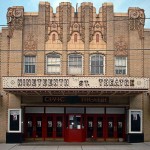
[103,3,114,76]
[59,3,71,75]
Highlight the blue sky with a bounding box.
[0,0,150,30]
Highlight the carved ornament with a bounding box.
[129,8,145,39]
[7,7,24,38]
[102,5,107,42]
[59,4,72,42]
[114,38,128,56]
[24,33,37,51]
[81,5,93,42]
[45,3,50,42]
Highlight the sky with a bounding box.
[0,0,150,30]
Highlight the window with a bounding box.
[90,54,104,75]
[115,56,127,75]
[68,54,82,75]
[24,56,36,74]
[46,53,61,74]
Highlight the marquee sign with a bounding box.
[3,77,149,90]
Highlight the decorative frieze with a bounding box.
[129,8,145,39]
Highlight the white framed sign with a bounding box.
[128,109,142,133]
[8,109,22,133]
[3,77,149,89]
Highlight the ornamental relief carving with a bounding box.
[81,5,93,42]
[102,5,107,42]
[114,38,128,56]
[59,4,72,42]
[24,33,37,51]
[45,3,50,42]
[129,8,145,39]
[7,7,24,38]
[59,5,63,42]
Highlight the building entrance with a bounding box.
[25,114,64,140]
[24,113,125,142]
[86,114,125,141]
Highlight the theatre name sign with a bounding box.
[3,77,149,90]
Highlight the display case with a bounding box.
[127,109,144,143]
[6,109,23,143]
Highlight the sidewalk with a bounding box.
[0,142,150,150]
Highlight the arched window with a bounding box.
[52,34,55,42]
[68,54,82,75]
[74,34,77,42]
[90,54,104,75]
[46,53,61,74]
[96,34,99,43]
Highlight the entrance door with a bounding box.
[86,115,104,140]
[46,114,64,139]
[106,115,125,141]
[25,114,43,140]
[64,114,85,142]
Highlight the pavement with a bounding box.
[0,142,150,150]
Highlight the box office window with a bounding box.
[68,54,83,75]
[115,56,127,75]
[46,53,61,74]
[24,56,36,74]
[90,54,104,75]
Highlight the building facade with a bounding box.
[0,1,150,143]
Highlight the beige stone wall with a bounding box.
[143,30,150,141]
[0,28,9,142]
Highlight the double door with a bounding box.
[86,114,125,141]
[25,114,64,140]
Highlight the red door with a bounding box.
[86,115,104,140]
[25,114,44,140]
[106,115,125,141]
[46,114,64,139]
[64,114,86,142]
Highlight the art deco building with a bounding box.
[0,1,150,143]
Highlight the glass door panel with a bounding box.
[36,117,42,138]
[56,116,63,137]
[87,116,94,138]
[97,117,103,138]
[69,115,81,129]
[27,116,33,138]
[47,116,53,137]
[107,117,114,138]
[117,117,124,138]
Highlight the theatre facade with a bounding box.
[0,1,150,143]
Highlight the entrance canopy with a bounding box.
[2,76,149,96]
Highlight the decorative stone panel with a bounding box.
[7,7,24,38]
[129,8,145,39]
[81,5,93,42]
[114,37,128,56]
[24,33,37,51]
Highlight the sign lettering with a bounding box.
[3,77,149,89]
